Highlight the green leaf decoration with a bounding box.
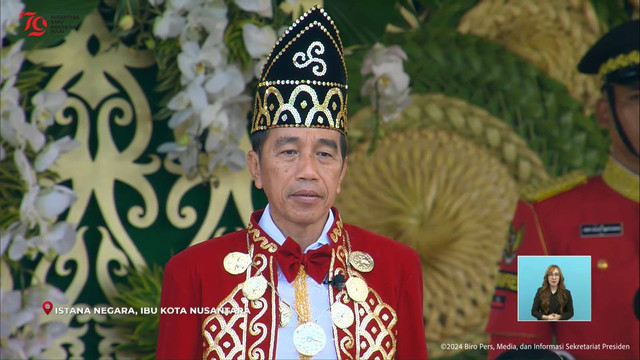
[108,264,163,360]
[378,26,609,177]
[152,38,182,120]
[590,0,637,29]
[324,0,397,48]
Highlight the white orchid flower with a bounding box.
[24,285,68,311]
[361,43,407,76]
[2,83,46,151]
[200,34,227,67]
[19,185,43,230]
[0,0,24,40]
[24,322,67,358]
[378,87,411,123]
[8,114,46,152]
[34,136,81,172]
[35,222,76,255]
[31,90,68,130]
[200,102,228,131]
[167,109,194,129]
[1,75,19,109]
[201,98,250,154]
[253,57,267,78]
[167,80,207,129]
[158,137,200,178]
[361,43,412,122]
[167,0,198,12]
[0,288,34,338]
[204,64,245,99]
[361,62,410,99]
[2,338,27,360]
[34,185,77,221]
[147,0,165,7]
[207,141,246,173]
[153,10,186,39]
[235,0,273,18]
[7,232,29,261]
[242,23,276,58]
[178,42,220,82]
[168,73,205,107]
[0,221,24,257]
[14,149,37,187]
[0,40,25,84]
[182,1,228,44]
[201,96,250,140]
[1,222,15,255]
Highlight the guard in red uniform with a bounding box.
[156,6,427,360]
[486,20,639,360]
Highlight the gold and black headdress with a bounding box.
[250,6,348,135]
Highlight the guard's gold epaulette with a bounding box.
[519,170,588,203]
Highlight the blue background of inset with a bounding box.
[517,256,591,321]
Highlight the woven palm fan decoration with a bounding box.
[337,94,548,357]
[458,0,603,111]
[348,94,549,186]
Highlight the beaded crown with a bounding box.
[250,6,348,135]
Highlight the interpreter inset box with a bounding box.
[517,255,591,321]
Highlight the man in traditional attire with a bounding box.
[486,20,639,360]
[157,6,427,360]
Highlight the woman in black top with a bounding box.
[531,264,574,320]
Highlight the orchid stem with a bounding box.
[367,81,381,155]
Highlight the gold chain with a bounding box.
[292,265,312,360]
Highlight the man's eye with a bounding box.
[281,150,297,155]
[318,152,332,158]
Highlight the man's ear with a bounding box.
[247,150,263,189]
[336,156,348,194]
[595,96,612,129]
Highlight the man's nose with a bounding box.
[297,152,319,180]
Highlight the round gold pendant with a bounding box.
[331,302,354,329]
[349,251,374,273]
[242,275,267,300]
[279,301,292,327]
[345,277,368,302]
[223,252,252,275]
[293,322,326,356]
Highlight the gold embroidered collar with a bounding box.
[602,157,639,202]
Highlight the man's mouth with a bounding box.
[290,190,322,201]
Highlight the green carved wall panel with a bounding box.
[18,10,263,358]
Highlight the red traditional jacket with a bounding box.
[487,159,639,360]
[157,208,427,360]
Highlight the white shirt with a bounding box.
[259,204,338,360]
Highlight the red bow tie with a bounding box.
[276,237,331,284]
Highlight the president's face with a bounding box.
[248,127,347,232]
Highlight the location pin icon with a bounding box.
[43,301,53,315]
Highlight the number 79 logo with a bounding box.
[21,11,47,37]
